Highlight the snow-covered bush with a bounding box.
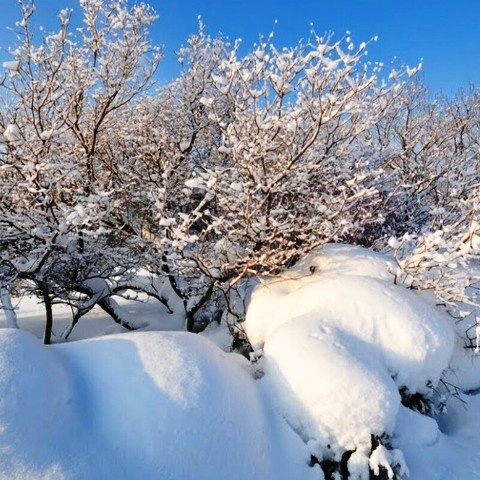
[245,245,455,479]
[377,84,480,332]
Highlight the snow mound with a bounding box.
[0,329,316,480]
[246,244,454,476]
[293,243,395,281]
[263,315,400,453]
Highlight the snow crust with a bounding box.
[246,244,455,475]
[0,329,317,480]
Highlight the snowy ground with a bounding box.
[6,291,183,342]
[0,245,479,479]
[0,329,319,480]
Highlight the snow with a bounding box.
[200,320,233,351]
[246,246,453,392]
[0,291,184,342]
[246,244,455,477]
[392,395,480,480]
[443,335,480,391]
[184,176,204,189]
[262,314,401,453]
[369,445,409,480]
[440,306,480,392]
[158,217,176,226]
[2,60,20,71]
[0,244,479,479]
[0,329,317,480]
[2,124,21,143]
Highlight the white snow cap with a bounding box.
[3,124,21,143]
[2,60,20,71]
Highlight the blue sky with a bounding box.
[0,0,479,94]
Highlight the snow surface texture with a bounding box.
[245,244,456,478]
[0,329,318,480]
[393,395,480,480]
[1,244,479,479]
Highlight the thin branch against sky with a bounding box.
[0,0,479,94]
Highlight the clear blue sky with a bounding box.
[0,0,479,94]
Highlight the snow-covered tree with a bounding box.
[0,0,162,342]
[380,85,480,336]
[1,3,480,479]
[1,1,479,347]
[129,27,412,330]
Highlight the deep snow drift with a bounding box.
[0,244,479,480]
[0,329,317,480]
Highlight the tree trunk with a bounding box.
[42,287,53,345]
[185,282,215,333]
[0,285,18,328]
